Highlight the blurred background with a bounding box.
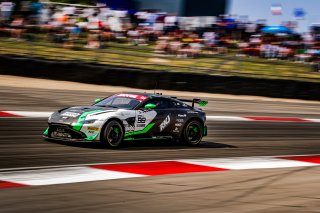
[1,2,320,212]
[1,0,320,86]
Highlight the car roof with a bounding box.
[114,92,187,104]
[115,92,193,108]
[115,92,170,99]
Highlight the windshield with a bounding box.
[94,95,142,109]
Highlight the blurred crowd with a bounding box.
[1,1,320,62]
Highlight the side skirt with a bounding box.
[124,136,174,141]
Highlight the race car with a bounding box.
[43,92,208,147]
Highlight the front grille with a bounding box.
[48,124,86,139]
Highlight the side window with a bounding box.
[143,98,169,109]
[171,100,189,109]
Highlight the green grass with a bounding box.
[0,38,319,82]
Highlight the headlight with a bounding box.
[82,119,98,124]
[48,112,55,123]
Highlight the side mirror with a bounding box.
[95,98,101,104]
[144,103,156,109]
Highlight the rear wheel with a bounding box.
[101,120,124,147]
[181,120,203,146]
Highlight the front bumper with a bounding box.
[43,135,96,143]
[44,123,90,142]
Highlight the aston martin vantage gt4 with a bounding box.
[44,93,208,147]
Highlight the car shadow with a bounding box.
[45,139,237,150]
[122,140,237,150]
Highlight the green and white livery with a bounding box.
[44,93,207,147]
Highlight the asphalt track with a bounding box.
[0,85,320,212]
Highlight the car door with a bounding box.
[170,100,190,136]
[136,98,174,136]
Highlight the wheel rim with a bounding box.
[186,123,201,144]
[106,124,122,146]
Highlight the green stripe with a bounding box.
[124,123,155,137]
[43,127,49,136]
[72,110,103,131]
[85,133,99,141]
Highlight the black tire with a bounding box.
[181,120,203,146]
[101,120,124,147]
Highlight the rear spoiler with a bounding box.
[176,98,208,108]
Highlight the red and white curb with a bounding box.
[1,111,320,122]
[0,111,52,118]
[0,155,319,189]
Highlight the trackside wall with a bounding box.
[0,55,319,101]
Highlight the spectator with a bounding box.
[1,1,320,63]
[203,31,216,48]
[164,13,178,33]
[0,1,14,22]
[10,17,24,40]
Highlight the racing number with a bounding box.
[135,110,157,130]
[135,112,147,128]
[137,115,146,124]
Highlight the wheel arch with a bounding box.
[179,117,204,137]
[100,117,125,139]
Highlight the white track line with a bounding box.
[307,118,320,122]
[0,166,144,186]
[180,157,316,170]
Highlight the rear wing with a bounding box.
[176,98,208,108]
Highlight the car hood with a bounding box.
[49,106,117,124]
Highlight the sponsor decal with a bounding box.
[160,115,170,132]
[187,111,198,114]
[136,124,145,128]
[56,127,65,132]
[178,114,187,118]
[88,126,99,131]
[125,125,135,132]
[175,123,182,127]
[117,94,148,101]
[61,112,80,117]
[176,119,184,122]
[173,127,179,133]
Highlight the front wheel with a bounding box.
[181,120,203,146]
[101,120,124,147]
